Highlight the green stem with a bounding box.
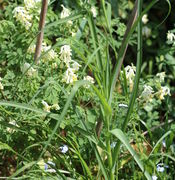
[88,13,103,72]
[106,116,114,180]
[112,0,143,171]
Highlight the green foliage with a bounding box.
[0,0,174,179]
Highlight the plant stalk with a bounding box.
[112,0,143,172]
[34,0,48,64]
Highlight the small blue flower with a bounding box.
[110,142,117,148]
[156,163,168,172]
[152,175,158,180]
[60,145,68,153]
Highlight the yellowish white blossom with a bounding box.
[51,104,60,110]
[84,75,95,88]
[51,63,58,69]
[142,14,149,24]
[140,85,154,103]
[59,45,72,67]
[60,5,71,18]
[7,120,19,133]
[62,67,78,84]
[28,44,36,53]
[156,72,165,82]
[71,60,81,72]
[28,43,58,62]
[60,5,72,24]
[13,6,32,30]
[167,31,175,41]
[21,63,37,77]
[157,86,171,100]
[0,77,3,90]
[42,45,58,62]
[42,100,51,112]
[142,26,151,38]
[91,6,97,18]
[123,64,136,91]
[24,0,41,10]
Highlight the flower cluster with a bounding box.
[142,14,149,24]
[0,77,3,90]
[84,75,95,88]
[42,100,60,112]
[140,85,154,103]
[167,31,175,42]
[60,45,81,84]
[122,64,136,91]
[13,0,41,30]
[60,4,72,25]
[91,6,97,18]
[24,0,41,10]
[13,6,33,30]
[142,26,151,38]
[139,72,171,104]
[21,63,37,77]
[28,43,58,62]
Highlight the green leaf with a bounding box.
[110,129,152,180]
[92,85,112,115]
[0,141,14,152]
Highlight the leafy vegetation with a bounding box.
[0,0,175,179]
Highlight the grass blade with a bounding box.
[110,129,152,180]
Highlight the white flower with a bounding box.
[62,68,78,84]
[118,103,128,108]
[123,64,136,91]
[162,140,166,148]
[156,72,165,83]
[0,77,3,90]
[51,104,60,110]
[140,85,154,102]
[71,60,81,72]
[42,100,51,112]
[142,26,151,38]
[28,44,36,54]
[91,6,97,18]
[13,6,32,30]
[142,14,149,24]
[167,31,175,41]
[60,145,68,154]
[152,175,158,180]
[60,4,72,24]
[7,120,19,133]
[157,86,171,100]
[59,45,72,67]
[84,75,95,88]
[24,0,41,10]
[60,5,71,19]
[42,44,58,62]
[21,63,37,77]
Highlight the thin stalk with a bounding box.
[34,0,48,64]
[106,116,114,180]
[112,0,143,171]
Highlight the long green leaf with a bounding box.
[9,161,36,179]
[110,129,151,180]
[149,130,172,156]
